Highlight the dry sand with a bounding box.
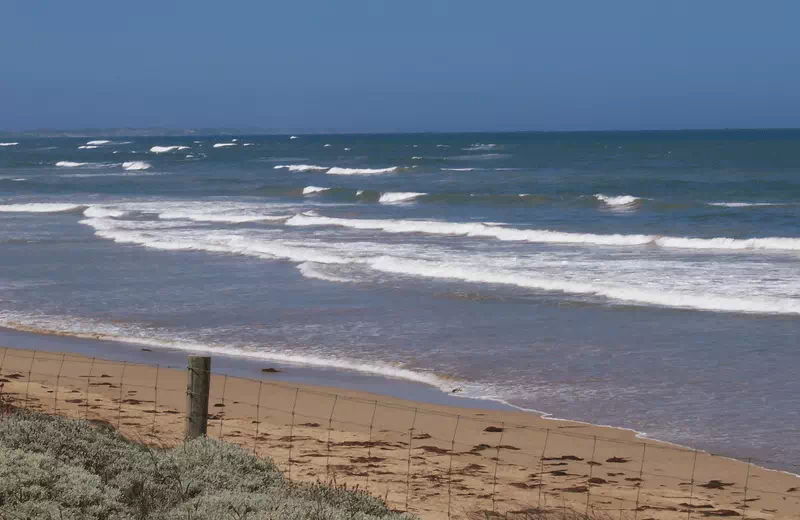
[0,346,798,520]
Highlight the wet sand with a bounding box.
[1,346,799,520]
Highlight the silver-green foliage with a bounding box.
[0,411,413,520]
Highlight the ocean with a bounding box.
[1,130,798,467]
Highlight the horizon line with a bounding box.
[2,126,800,138]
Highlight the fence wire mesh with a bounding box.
[1,347,799,520]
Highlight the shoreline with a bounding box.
[0,325,515,412]
[1,343,799,519]
[0,324,794,477]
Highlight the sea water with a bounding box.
[1,131,798,466]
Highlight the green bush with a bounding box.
[0,410,413,520]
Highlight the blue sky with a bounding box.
[2,1,798,132]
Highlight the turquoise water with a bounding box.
[1,130,798,468]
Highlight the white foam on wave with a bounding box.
[77,145,98,149]
[289,136,298,140]
[213,142,237,148]
[708,202,787,208]
[323,143,332,147]
[297,262,357,283]
[243,143,254,147]
[303,186,331,195]
[0,310,451,390]
[355,190,365,196]
[448,153,508,161]
[463,143,498,151]
[86,140,111,145]
[74,209,800,317]
[368,256,800,315]
[150,145,190,153]
[327,166,397,175]
[0,142,18,147]
[82,218,349,264]
[55,161,88,168]
[378,192,426,204]
[442,168,476,171]
[61,171,165,178]
[594,194,642,207]
[412,156,423,160]
[157,210,289,224]
[274,164,328,172]
[122,161,152,171]
[83,206,126,218]
[285,213,800,251]
[656,236,800,251]
[0,203,85,213]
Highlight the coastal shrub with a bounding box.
[0,446,121,519]
[0,410,413,520]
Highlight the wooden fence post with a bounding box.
[186,356,211,439]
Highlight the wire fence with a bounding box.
[1,347,798,520]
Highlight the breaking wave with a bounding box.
[297,262,357,283]
[594,194,642,207]
[213,143,237,148]
[86,140,111,145]
[368,257,800,315]
[327,167,398,175]
[0,312,451,389]
[83,207,126,218]
[708,202,788,208]
[74,213,800,315]
[285,214,800,251]
[150,145,190,153]
[0,203,85,213]
[463,143,498,151]
[378,192,426,204]
[302,186,331,195]
[0,142,19,147]
[274,164,328,172]
[155,208,290,224]
[122,161,152,171]
[55,161,88,168]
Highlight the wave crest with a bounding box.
[274,164,328,172]
[462,143,498,151]
[708,202,787,208]
[368,257,800,315]
[378,192,426,204]
[122,161,152,171]
[0,203,85,213]
[327,167,398,175]
[56,161,88,168]
[285,213,800,251]
[594,194,642,207]
[150,145,190,153]
[302,186,331,195]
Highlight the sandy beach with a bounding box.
[0,346,798,520]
